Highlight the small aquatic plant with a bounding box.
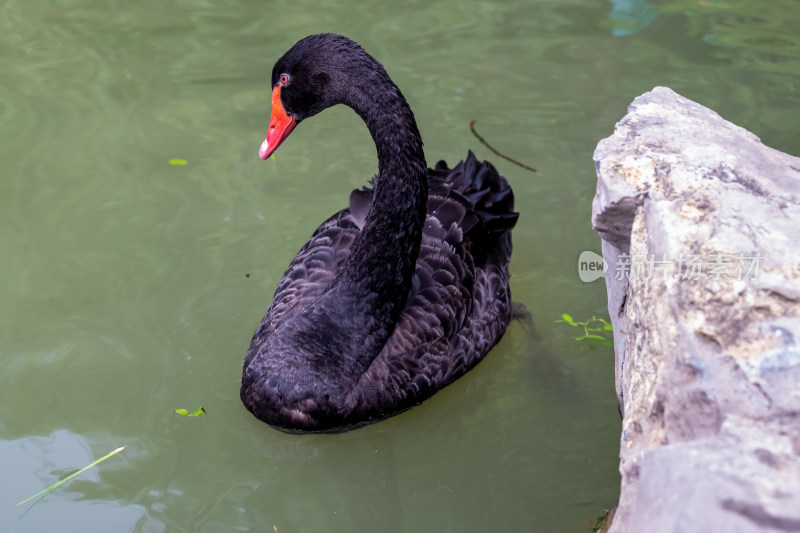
[555,313,613,348]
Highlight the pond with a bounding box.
[2,0,799,532]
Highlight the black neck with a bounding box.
[331,77,428,328]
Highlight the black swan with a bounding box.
[241,33,518,432]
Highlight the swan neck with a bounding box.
[342,84,428,308]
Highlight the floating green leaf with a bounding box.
[169,159,188,165]
[575,334,609,342]
[173,407,206,417]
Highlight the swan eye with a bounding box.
[279,73,291,86]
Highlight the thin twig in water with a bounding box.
[470,120,537,173]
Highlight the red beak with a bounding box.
[259,86,297,160]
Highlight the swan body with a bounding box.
[241,34,518,432]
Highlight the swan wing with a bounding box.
[347,154,516,420]
[249,209,361,345]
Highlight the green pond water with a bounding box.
[2,0,799,531]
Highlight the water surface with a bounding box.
[2,0,799,531]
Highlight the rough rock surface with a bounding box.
[592,87,800,533]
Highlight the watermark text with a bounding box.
[579,251,762,282]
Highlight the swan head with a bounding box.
[259,33,393,160]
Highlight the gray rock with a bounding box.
[592,86,800,533]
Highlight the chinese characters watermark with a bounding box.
[579,251,762,282]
